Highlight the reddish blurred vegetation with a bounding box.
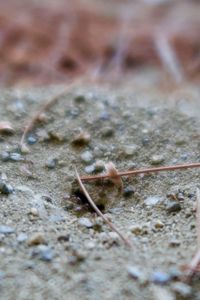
[0,0,200,86]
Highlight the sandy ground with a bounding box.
[0,1,200,300]
[0,72,200,300]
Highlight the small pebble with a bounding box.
[99,111,110,121]
[49,131,65,142]
[127,266,144,280]
[94,160,105,172]
[0,225,15,234]
[69,107,80,118]
[29,207,39,217]
[27,135,37,145]
[37,129,50,142]
[166,202,182,213]
[98,231,120,246]
[93,146,103,157]
[142,128,149,134]
[98,232,110,243]
[81,151,93,164]
[1,173,7,181]
[9,152,23,162]
[175,139,186,146]
[20,144,30,154]
[168,267,182,280]
[180,153,188,160]
[141,224,150,235]
[74,95,86,103]
[57,234,70,242]
[17,233,28,243]
[1,152,10,162]
[166,192,177,201]
[177,192,184,201]
[185,209,193,218]
[150,271,171,285]
[122,145,138,157]
[169,239,181,247]
[72,132,90,146]
[154,220,164,229]
[150,155,165,165]
[68,249,86,265]
[129,225,142,235]
[128,162,137,170]
[32,245,54,262]
[142,138,150,146]
[27,233,46,246]
[171,282,192,297]
[78,217,93,228]
[85,241,96,250]
[46,158,58,169]
[37,113,49,123]
[84,165,95,174]
[144,196,163,206]
[0,121,15,135]
[109,232,120,244]
[101,127,114,138]
[123,186,135,198]
[0,181,14,194]
[190,222,195,230]
[122,111,131,119]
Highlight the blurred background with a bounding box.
[0,0,200,86]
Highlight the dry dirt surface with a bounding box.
[0,75,200,300]
[0,1,200,300]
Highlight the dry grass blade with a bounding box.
[20,78,84,152]
[75,168,132,248]
[185,249,200,280]
[81,162,200,182]
[154,33,184,84]
[20,88,68,151]
[185,188,200,280]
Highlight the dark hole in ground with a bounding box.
[74,190,88,204]
[74,189,105,212]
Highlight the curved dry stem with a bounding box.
[185,249,200,280]
[20,78,84,151]
[75,168,132,248]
